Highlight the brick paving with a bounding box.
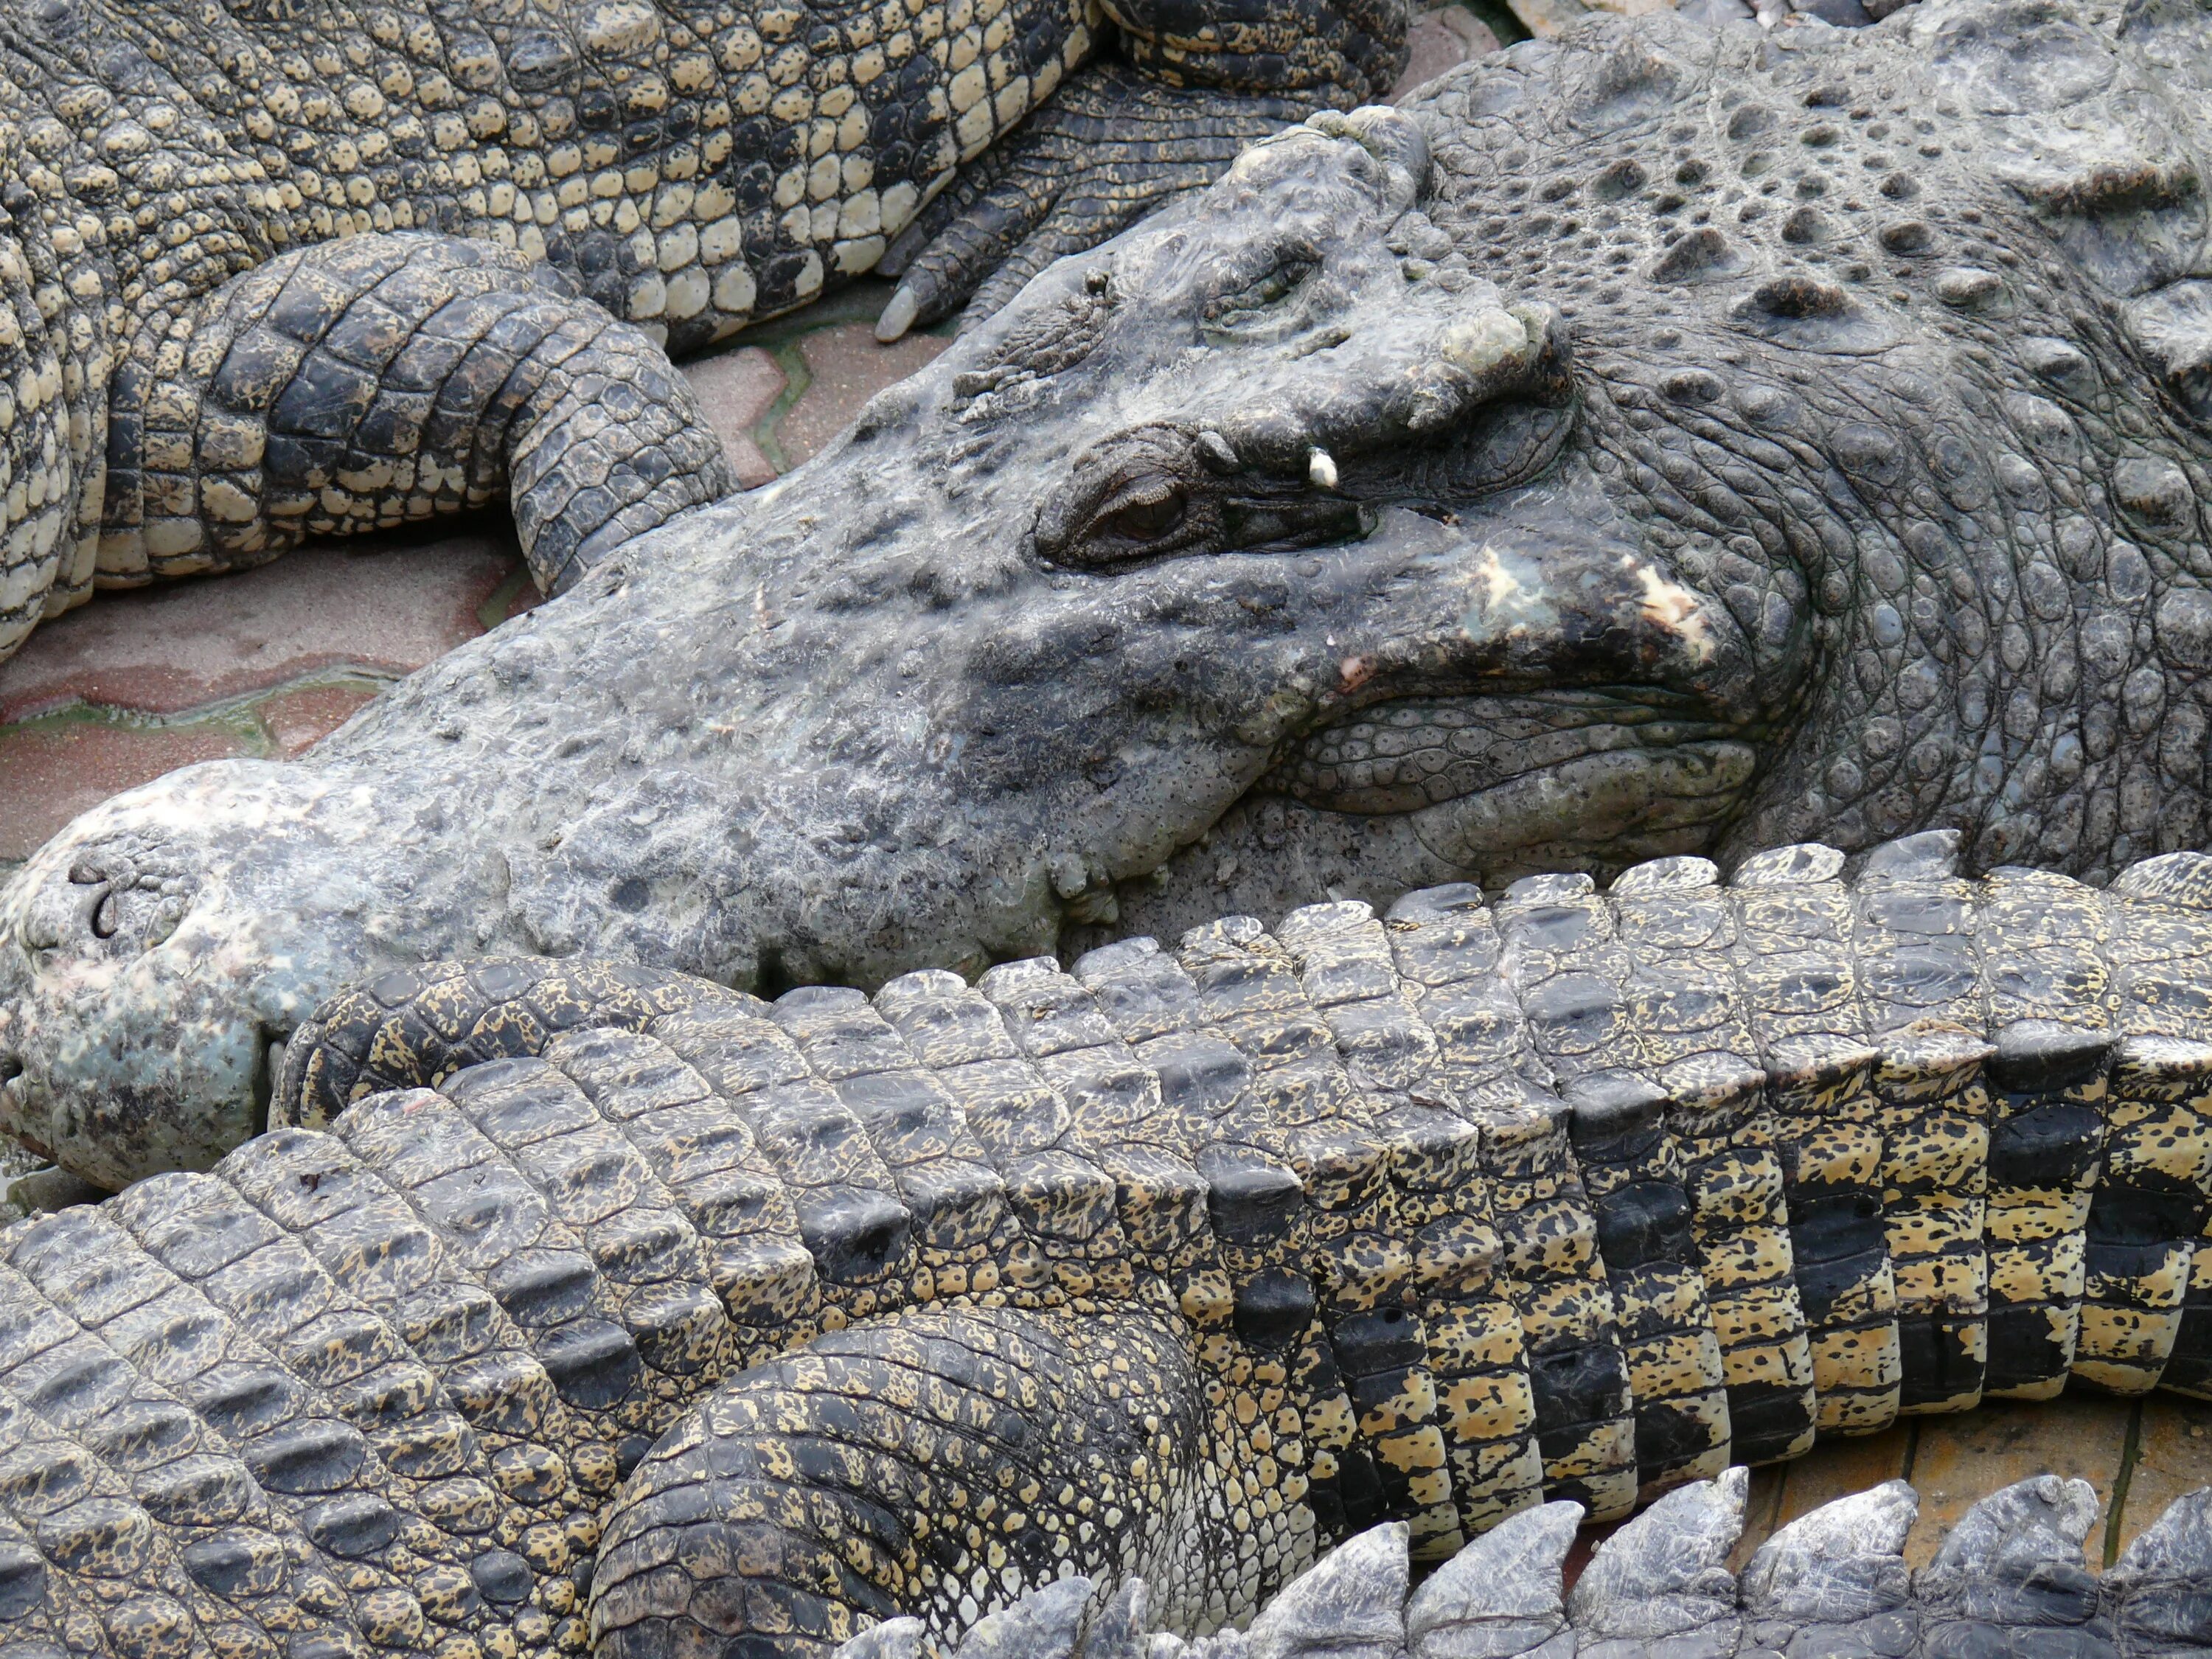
[0,7,2179,1559]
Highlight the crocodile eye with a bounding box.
[1097,481,1186,542]
[1032,429,1220,570]
[1205,248,1321,332]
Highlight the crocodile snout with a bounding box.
[0,760,391,1188]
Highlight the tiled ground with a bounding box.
[1,0,2206,1571]
[1733,1391,2212,1572]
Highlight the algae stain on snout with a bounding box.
[1627,557,1718,665]
[1456,541,1559,644]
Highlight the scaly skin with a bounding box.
[9,0,2212,1191]
[885,1473,2212,1658]
[11,838,2212,1657]
[0,0,1406,658]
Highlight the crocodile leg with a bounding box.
[100,233,736,599]
[872,0,1409,336]
[589,1304,1231,1658]
[870,66,1317,338]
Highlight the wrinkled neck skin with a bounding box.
[10,0,2212,1187]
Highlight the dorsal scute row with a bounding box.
[263,839,2212,1467]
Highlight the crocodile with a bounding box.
[0,0,1409,664]
[10,838,2212,1658]
[11,0,2212,1191]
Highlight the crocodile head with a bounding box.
[902,101,1795,952]
[0,102,1784,1185]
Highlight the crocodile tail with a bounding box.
[880,1465,2212,1658]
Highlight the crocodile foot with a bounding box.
[873,64,1319,338]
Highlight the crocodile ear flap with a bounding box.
[1920,0,2212,295]
[1857,828,1963,883]
[1933,0,2212,425]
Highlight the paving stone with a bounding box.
[1395,5,1504,97]
[1560,1517,1621,1595]
[1729,1464,1792,1571]
[256,678,387,756]
[1771,1424,1916,1529]
[1902,1394,2135,1569]
[776,321,953,467]
[0,531,519,724]
[0,715,260,862]
[1506,0,1596,32]
[2114,1394,2212,1557]
[7,1165,105,1212]
[681,344,786,488]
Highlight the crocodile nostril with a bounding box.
[0,1051,21,1088]
[91,892,119,939]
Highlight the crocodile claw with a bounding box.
[874,285,922,344]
